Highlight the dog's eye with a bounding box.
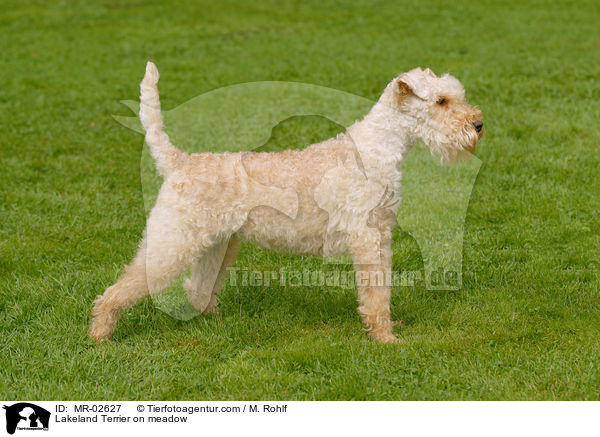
[437,97,447,105]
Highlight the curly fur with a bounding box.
[89,63,483,343]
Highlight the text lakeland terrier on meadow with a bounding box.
[90,62,483,343]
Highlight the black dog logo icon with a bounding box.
[3,403,50,434]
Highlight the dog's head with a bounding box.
[385,67,484,162]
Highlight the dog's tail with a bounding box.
[139,61,182,177]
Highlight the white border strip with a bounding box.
[1,401,598,437]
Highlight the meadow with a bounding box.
[1,0,599,400]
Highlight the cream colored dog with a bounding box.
[90,62,483,343]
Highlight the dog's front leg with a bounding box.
[350,229,401,344]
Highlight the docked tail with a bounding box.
[139,62,182,177]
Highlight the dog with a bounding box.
[90,62,483,343]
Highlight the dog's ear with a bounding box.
[397,79,412,98]
[423,68,436,78]
[397,68,431,100]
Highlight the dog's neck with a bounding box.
[345,99,417,183]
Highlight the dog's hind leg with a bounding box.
[89,209,215,342]
[184,235,240,313]
[90,242,150,342]
[206,235,240,313]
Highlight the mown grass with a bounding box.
[1,0,599,400]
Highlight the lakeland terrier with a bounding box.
[90,62,483,343]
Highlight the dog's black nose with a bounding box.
[473,120,483,133]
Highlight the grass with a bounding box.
[1,0,599,400]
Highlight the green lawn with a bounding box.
[1,0,599,400]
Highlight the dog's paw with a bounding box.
[88,324,113,343]
[369,331,403,344]
[203,304,220,315]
